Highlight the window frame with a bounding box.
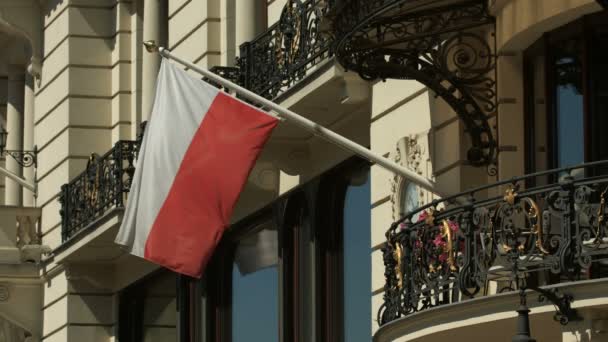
[524,11,608,176]
[197,157,370,342]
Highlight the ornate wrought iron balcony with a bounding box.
[59,140,140,243]
[379,161,608,326]
[331,0,497,169]
[236,0,334,99]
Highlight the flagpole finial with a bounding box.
[143,40,158,53]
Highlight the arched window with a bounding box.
[524,10,608,179]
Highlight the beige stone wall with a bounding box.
[493,0,601,51]
[168,0,221,70]
[38,1,136,340]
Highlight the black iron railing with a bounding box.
[59,140,139,242]
[379,161,608,325]
[331,0,498,169]
[237,0,334,99]
[208,66,241,90]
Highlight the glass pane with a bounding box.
[554,40,584,168]
[232,225,279,342]
[343,171,371,341]
[591,35,608,168]
[532,54,548,176]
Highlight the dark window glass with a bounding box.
[525,12,608,176]
[231,224,279,342]
[554,39,584,168]
[343,171,371,341]
[141,273,178,342]
[590,32,608,167]
[118,271,179,342]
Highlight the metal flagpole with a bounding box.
[143,41,439,194]
[0,165,36,194]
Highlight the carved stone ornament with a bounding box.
[391,135,426,221]
[0,285,10,302]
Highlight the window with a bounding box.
[342,170,371,341]
[231,223,279,342]
[524,10,608,176]
[118,271,181,342]
[317,160,371,341]
[186,158,371,341]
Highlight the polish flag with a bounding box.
[115,59,278,278]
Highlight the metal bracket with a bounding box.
[4,147,37,168]
[525,287,582,325]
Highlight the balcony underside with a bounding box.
[332,0,497,168]
[375,278,608,341]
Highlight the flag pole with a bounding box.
[143,41,439,194]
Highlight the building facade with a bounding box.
[0,0,607,341]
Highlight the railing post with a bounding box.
[113,141,125,208]
[458,199,478,298]
[557,175,576,276]
[379,239,400,325]
[239,42,252,90]
[59,183,69,242]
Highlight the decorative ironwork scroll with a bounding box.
[4,149,37,168]
[238,0,334,99]
[59,140,140,242]
[332,0,497,167]
[207,66,241,90]
[379,160,608,326]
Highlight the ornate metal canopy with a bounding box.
[332,0,497,168]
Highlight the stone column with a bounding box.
[5,66,25,206]
[141,0,167,121]
[235,0,267,50]
[22,69,35,207]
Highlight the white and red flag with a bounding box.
[115,59,278,278]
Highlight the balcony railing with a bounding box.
[59,140,139,243]
[379,161,608,325]
[237,0,334,99]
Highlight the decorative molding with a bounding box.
[390,135,426,221]
[249,161,280,191]
[0,284,10,302]
[26,57,41,86]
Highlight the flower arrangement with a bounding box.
[413,210,460,273]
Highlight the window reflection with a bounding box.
[232,224,279,342]
[401,182,421,221]
[555,47,584,168]
[343,171,371,341]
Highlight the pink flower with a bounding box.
[418,211,428,223]
[433,234,446,247]
[448,221,459,232]
[399,222,408,231]
[438,253,448,262]
[414,240,422,248]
